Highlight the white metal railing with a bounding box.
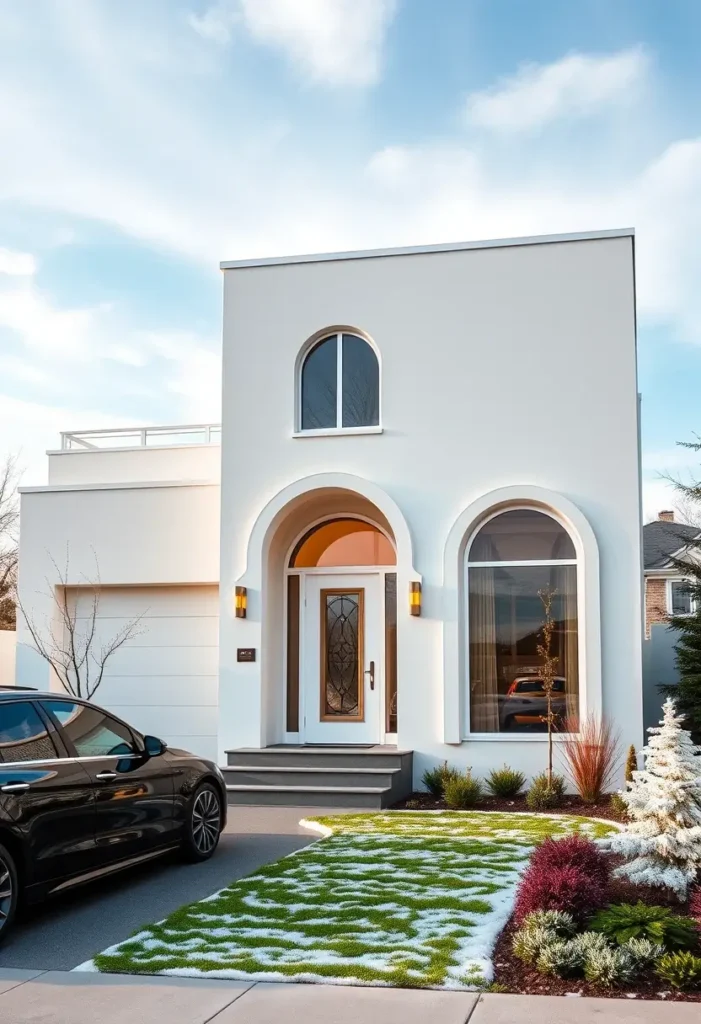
[60,424,222,451]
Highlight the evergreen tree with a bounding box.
[602,699,701,897]
[624,744,638,782]
[659,437,701,742]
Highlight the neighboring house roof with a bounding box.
[643,520,700,571]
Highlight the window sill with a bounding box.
[461,733,579,742]
[292,426,383,438]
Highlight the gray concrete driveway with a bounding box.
[0,806,328,972]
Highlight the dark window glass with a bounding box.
[42,701,135,757]
[342,334,379,428]
[0,702,57,763]
[469,510,575,562]
[301,337,337,430]
[671,581,693,616]
[468,564,578,734]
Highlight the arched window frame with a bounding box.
[294,328,383,437]
[464,504,582,738]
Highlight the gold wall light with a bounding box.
[409,581,422,617]
[235,586,247,618]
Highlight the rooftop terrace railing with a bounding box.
[60,424,222,450]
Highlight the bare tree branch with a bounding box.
[17,545,146,700]
[0,454,20,630]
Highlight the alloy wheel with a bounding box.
[192,788,221,854]
[0,854,13,933]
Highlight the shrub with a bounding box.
[571,930,610,958]
[520,909,577,936]
[609,793,628,818]
[656,951,701,990]
[690,886,701,929]
[514,836,611,924]
[623,937,664,970]
[560,714,621,803]
[486,765,526,798]
[536,939,582,978]
[444,770,482,809]
[404,799,420,810]
[624,744,638,782]
[582,944,636,986]
[421,761,458,797]
[526,771,566,810]
[513,925,556,965]
[589,902,699,950]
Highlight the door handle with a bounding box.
[1,782,31,793]
[365,660,375,690]
[95,771,117,782]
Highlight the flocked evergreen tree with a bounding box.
[601,698,701,897]
[659,437,701,742]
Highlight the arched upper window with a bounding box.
[300,332,379,431]
[466,508,579,735]
[290,518,395,567]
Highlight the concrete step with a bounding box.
[225,784,390,808]
[223,765,399,789]
[226,746,412,771]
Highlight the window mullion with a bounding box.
[336,332,343,428]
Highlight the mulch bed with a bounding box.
[393,791,625,822]
[492,875,701,1002]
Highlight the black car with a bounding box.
[0,688,227,941]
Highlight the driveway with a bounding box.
[1,806,328,972]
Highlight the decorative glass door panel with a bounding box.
[302,574,382,744]
[321,589,364,721]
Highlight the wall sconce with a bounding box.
[235,586,247,619]
[409,581,421,617]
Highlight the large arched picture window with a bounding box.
[300,332,380,431]
[466,508,579,734]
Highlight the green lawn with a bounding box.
[86,810,615,989]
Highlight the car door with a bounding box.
[41,699,177,863]
[0,699,97,890]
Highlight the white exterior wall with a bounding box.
[218,233,642,784]
[48,444,221,486]
[0,631,16,685]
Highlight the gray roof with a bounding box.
[643,520,700,570]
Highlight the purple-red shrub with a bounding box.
[514,835,611,924]
[691,886,701,931]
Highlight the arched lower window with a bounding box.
[467,508,579,734]
[300,332,379,431]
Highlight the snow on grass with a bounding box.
[85,811,615,989]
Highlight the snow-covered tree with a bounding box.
[601,698,701,897]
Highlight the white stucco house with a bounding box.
[15,228,643,805]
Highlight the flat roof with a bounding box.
[220,227,635,271]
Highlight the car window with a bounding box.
[0,701,57,763]
[41,701,136,758]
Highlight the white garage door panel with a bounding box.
[73,616,219,649]
[99,645,219,677]
[65,585,219,761]
[92,676,217,707]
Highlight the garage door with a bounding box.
[66,585,219,761]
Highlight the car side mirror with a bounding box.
[143,735,167,758]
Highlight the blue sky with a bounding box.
[1,0,701,519]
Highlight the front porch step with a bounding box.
[223,746,413,808]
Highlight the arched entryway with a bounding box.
[286,516,397,744]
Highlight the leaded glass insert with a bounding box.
[321,590,363,718]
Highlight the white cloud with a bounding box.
[188,2,239,45]
[139,331,221,421]
[0,278,101,359]
[465,48,649,132]
[190,0,397,86]
[0,247,36,276]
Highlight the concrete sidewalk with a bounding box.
[0,971,698,1024]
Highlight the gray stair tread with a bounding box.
[226,784,390,794]
[227,746,411,756]
[223,765,399,775]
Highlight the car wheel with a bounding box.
[181,783,223,862]
[0,842,18,944]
